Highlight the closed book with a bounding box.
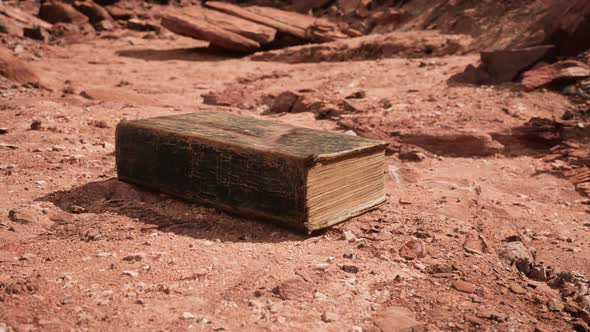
[115,111,387,232]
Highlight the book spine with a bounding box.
[115,121,309,230]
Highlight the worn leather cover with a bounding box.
[115,111,387,231]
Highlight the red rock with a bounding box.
[0,48,40,85]
[374,306,422,331]
[38,2,89,24]
[161,13,260,53]
[269,91,300,114]
[50,22,96,43]
[465,313,486,326]
[177,6,276,45]
[206,1,308,39]
[24,26,50,42]
[509,283,527,294]
[399,239,427,260]
[0,3,52,30]
[206,1,344,42]
[522,61,590,89]
[104,6,135,20]
[271,277,313,300]
[463,233,492,254]
[73,1,113,24]
[479,45,554,83]
[452,280,477,294]
[398,129,504,157]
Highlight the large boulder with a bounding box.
[38,2,89,24]
[73,1,113,24]
[0,48,40,85]
[522,60,590,89]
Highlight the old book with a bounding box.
[115,112,387,232]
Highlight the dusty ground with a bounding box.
[1,25,590,332]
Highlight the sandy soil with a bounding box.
[1,28,589,331]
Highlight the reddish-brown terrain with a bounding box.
[1,0,589,331]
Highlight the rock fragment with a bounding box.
[452,280,477,294]
[509,283,527,294]
[547,298,565,312]
[30,119,42,130]
[321,311,338,323]
[522,60,590,89]
[374,306,421,331]
[399,239,426,260]
[122,270,139,277]
[8,209,37,224]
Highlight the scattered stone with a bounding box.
[30,119,42,130]
[313,263,330,271]
[476,310,508,322]
[89,119,109,128]
[61,295,74,305]
[180,312,196,320]
[342,230,356,241]
[0,143,18,150]
[95,19,115,31]
[464,313,486,326]
[399,239,427,260]
[547,298,564,312]
[509,283,527,294]
[321,311,339,323]
[104,5,135,20]
[398,148,427,162]
[268,91,300,114]
[499,241,534,275]
[342,100,361,113]
[529,265,548,281]
[49,211,74,223]
[0,128,9,135]
[24,26,49,42]
[34,180,47,188]
[82,228,101,241]
[452,280,477,294]
[374,306,422,331]
[463,233,491,254]
[8,209,37,224]
[123,253,145,262]
[50,145,66,152]
[341,265,359,273]
[70,205,86,214]
[271,278,313,300]
[127,18,158,32]
[314,291,327,300]
[122,270,139,277]
[345,90,366,99]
